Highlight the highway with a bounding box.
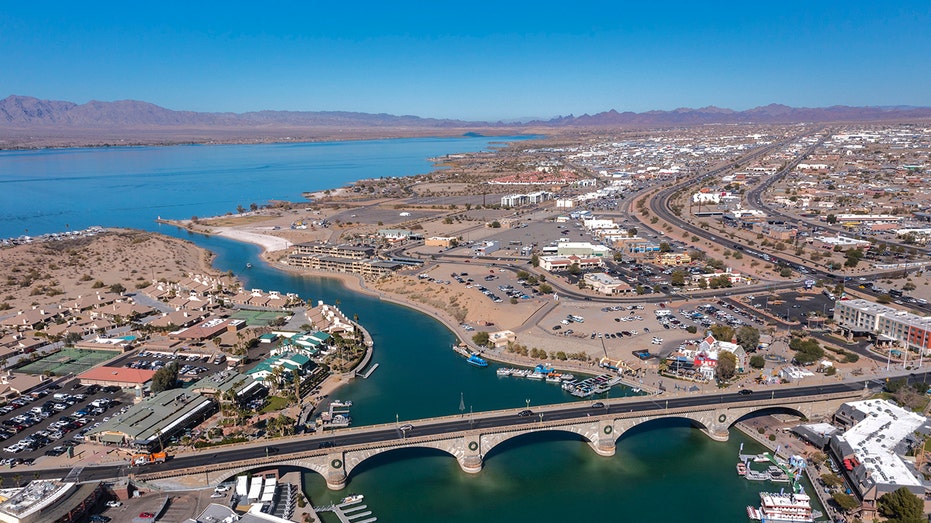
[2,370,914,485]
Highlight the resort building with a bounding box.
[829,399,929,513]
[273,331,332,358]
[286,252,401,278]
[247,353,315,385]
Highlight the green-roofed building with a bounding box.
[88,387,216,450]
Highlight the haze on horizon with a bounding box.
[2,1,929,121]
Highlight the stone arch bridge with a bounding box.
[136,389,860,490]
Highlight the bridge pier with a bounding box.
[590,420,617,457]
[325,453,348,490]
[458,437,483,473]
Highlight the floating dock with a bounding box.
[357,363,379,379]
[320,495,377,523]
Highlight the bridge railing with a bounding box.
[136,388,865,482]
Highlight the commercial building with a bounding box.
[425,236,457,248]
[76,366,156,389]
[583,273,633,295]
[833,299,931,353]
[88,387,216,449]
[654,252,692,266]
[556,242,612,258]
[0,481,103,523]
[539,255,604,272]
[830,399,929,513]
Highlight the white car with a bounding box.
[214,485,231,493]
[105,501,122,508]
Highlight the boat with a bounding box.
[746,505,762,520]
[526,371,545,380]
[736,462,747,475]
[340,494,363,504]
[331,400,353,408]
[496,368,513,377]
[545,375,562,383]
[755,492,814,523]
[246,262,253,269]
[466,354,488,367]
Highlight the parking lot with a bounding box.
[127,350,229,381]
[0,379,133,466]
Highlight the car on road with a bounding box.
[399,424,414,431]
[318,441,335,448]
[214,485,231,493]
[738,389,753,395]
[89,516,110,523]
[517,410,533,417]
[105,501,122,508]
[591,402,605,409]
[139,512,155,519]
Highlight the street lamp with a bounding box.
[525,398,530,409]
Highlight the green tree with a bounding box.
[716,351,737,381]
[826,214,837,224]
[844,248,864,268]
[568,263,582,276]
[736,326,760,352]
[832,492,860,513]
[151,362,179,393]
[710,324,735,341]
[877,487,924,522]
[670,271,686,286]
[530,254,539,267]
[538,283,553,294]
[109,283,126,294]
[749,354,765,369]
[489,220,501,228]
[659,241,672,252]
[472,332,490,347]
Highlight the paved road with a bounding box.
[4,369,912,486]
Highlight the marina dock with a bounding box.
[319,495,377,523]
[357,363,379,379]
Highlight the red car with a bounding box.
[139,513,155,519]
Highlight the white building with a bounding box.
[830,399,928,507]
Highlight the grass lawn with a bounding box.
[260,395,290,414]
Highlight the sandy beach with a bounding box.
[214,227,293,252]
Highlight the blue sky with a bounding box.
[2,1,929,120]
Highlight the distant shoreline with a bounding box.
[0,128,533,152]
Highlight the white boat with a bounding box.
[341,494,363,504]
[331,400,353,408]
[545,375,562,383]
[496,368,513,377]
[756,492,814,523]
[526,372,545,380]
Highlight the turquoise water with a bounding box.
[0,139,810,522]
[0,136,524,238]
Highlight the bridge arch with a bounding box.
[343,441,459,477]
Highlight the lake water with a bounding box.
[0,137,810,522]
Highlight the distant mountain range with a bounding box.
[3,95,931,130]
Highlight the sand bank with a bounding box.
[214,227,293,252]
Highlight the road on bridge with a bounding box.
[3,371,908,486]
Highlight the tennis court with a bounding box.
[18,348,114,376]
[230,309,285,326]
